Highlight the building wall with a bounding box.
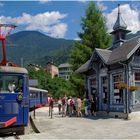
[59,65,72,80]
[85,56,140,114]
[46,63,59,78]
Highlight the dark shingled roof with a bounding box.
[76,35,140,74]
[95,48,112,64]
[75,60,91,74]
[58,63,71,68]
[108,35,140,64]
[75,49,112,73]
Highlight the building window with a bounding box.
[121,32,125,40]
[115,33,119,41]
[112,73,124,104]
[135,73,140,105]
[135,73,140,81]
[90,77,96,96]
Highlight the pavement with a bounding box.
[12,106,140,139]
[0,106,139,139]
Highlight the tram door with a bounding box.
[101,76,108,111]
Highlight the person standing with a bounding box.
[49,97,54,118]
[62,96,67,117]
[67,97,70,115]
[69,96,73,117]
[58,97,62,115]
[83,97,88,116]
[87,98,91,116]
[76,96,82,117]
[93,95,97,116]
[48,96,52,116]
[90,97,94,116]
[72,96,76,115]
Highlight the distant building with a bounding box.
[46,62,58,78]
[27,64,41,71]
[58,63,72,80]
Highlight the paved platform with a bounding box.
[15,106,140,139]
[1,107,140,139]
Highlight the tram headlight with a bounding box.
[17,93,23,102]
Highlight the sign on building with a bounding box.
[29,79,38,87]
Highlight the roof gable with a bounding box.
[75,60,91,74]
[95,48,112,64]
[75,49,112,74]
[108,35,140,64]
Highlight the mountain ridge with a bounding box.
[0,31,74,66]
[0,30,139,67]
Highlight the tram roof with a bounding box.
[29,87,48,93]
[0,66,28,74]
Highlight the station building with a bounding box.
[76,5,140,118]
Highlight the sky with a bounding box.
[0,1,140,40]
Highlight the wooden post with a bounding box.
[51,107,53,119]
[34,105,36,119]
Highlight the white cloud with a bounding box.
[78,0,87,4]
[130,2,140,11]
[74,37,81,41]
[97,1,107,11]
[39,0,50,4]
[0,11,68,38]
[105,4,140,33]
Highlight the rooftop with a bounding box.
[58,63,71,68]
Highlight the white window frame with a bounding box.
[111,72,124,105]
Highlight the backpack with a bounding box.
[62,98,66,105]
[70,99,73,106]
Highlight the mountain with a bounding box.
[0,31,74,66]
[1,30,139,67]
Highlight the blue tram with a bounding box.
[29,87,48,109]
[0,66,29,134]
[0,66,48,135]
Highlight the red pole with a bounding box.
[1,39,7,65]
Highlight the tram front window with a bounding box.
[0,75,23,93]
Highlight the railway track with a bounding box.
[13,133,20,139]
[0,133,20,139]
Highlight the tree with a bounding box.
[79,2,111,50]
[27,67,75,98]
[27,67,49,89]
[70,1,112,96]
[46,76,75,98]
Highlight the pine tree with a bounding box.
[79,2,111,50]
[70,2,112,96]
